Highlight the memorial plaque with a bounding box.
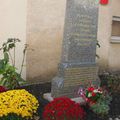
[64,66,98,87]
[51,0,99,98]
[62,0,98,63]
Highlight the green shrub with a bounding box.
[0,38,27,89]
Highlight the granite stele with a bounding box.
[51,0,100,98]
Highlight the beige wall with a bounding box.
[0,0,27,79]
[97,0,120,72]
[26,0,66,83]
[1,0,119,83]
[27,0,120,83]
[0,0,117,82]
[108,0,120,71]
[97,0,112,71]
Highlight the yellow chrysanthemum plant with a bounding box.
[0,89,39,120]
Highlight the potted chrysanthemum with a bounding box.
[0,89,39,120]
[43,97,86,120]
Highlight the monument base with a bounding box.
[51,64,99,98]
[43,93,86,104]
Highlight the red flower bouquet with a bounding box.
[85,87,102,105]
[43,97,86,120]
[78,85,112,116]
[78,86,103,105]
[0,86,7,93]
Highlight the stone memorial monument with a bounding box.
[51,0,99,99]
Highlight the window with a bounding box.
[111,16,120,43]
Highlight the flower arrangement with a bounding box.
[78,86,103,105]
[87,87,112,116]
[0,89,39,119]
[43,97,86,120]
[79,85,112,117]
[90,93,112,117]
[85,87,102,105]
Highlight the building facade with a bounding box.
[0,0,120,83]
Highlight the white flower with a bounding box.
[88,93,92,97]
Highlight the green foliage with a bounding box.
[0,38,26,89]
[90,93,112,116]
[0,114,25,120]
[100,73,120,93]
[107,74,120,93]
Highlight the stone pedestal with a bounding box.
[51,64,99,98]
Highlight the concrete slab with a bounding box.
[43,93,86,104]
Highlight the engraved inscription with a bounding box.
[64,66,98,87]
[62,0,98,63]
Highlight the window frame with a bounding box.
[111,16,120,43]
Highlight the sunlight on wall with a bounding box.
[0,0,27,79]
